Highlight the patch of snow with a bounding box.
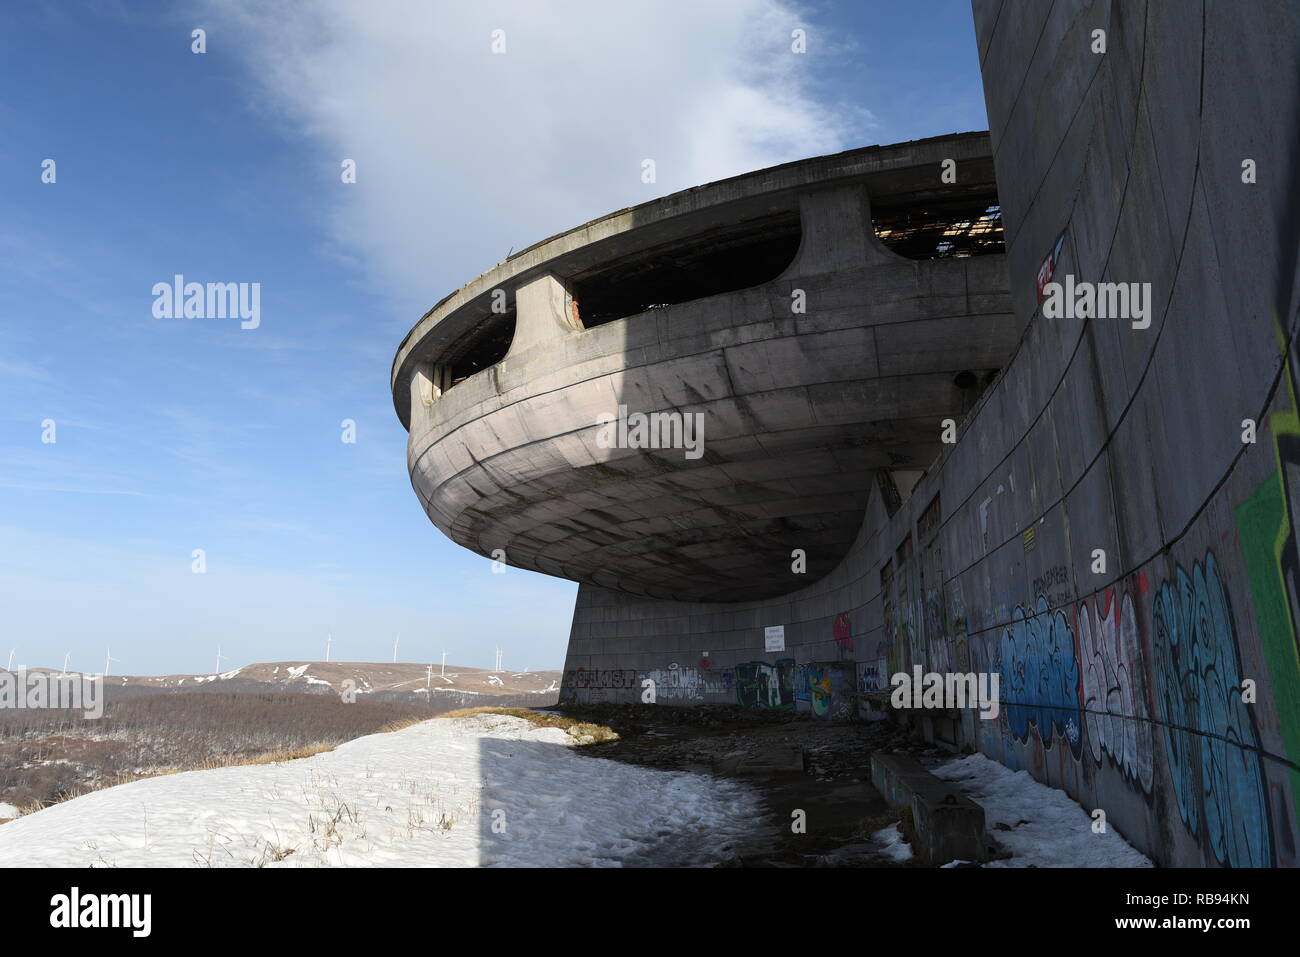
[872,822,914,862]
[286,664,309,679]
[933,753,1152,868]
[0,804,20,819]
[0,714,766,867]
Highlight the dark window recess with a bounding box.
[873,199,1004,259]
[896,533,913,567]
[875,469,903,517]
[917,492,942,541]
[570,211,801,327]
[444,311,516,386]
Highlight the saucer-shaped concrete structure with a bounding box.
[393,133,1016,602]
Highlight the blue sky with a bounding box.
[0,1,988,675]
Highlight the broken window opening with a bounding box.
[443,310,517,387]
[873,200,1004,259]
[570,211,802,328]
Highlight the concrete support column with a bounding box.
[507,273,581,359]
[782,184,897,277]
[409,360,452,428]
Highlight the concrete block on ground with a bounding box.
[870,752,988,865]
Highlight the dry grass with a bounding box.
[158,742,338,773]
[439,707,619,744]
[376,716,430,734]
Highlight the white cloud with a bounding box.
[201,0,858,315]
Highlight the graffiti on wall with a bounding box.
[858,661,887,719]
[804,661,855,719]
[1151,552,1273,868]
[562,668,638,690]
[880,560,900,674]
[736,659,795,710]
[1076,584,1155,793]
[833,613,854,653]
[970,596,1082,756]
[806,664,832,715]
[955,544,1283,867]
[559,667,640,703]
[645,662,734,701]
[1235,349,1300,850]
[1032,564,1071,608]
[858,662,884,693]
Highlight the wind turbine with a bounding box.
[425,663,432,690]
[5,649,12,671]
[494,646,503,672]
[325,632,332,663]
[61,652,70,676]
[104,647,119,678]
[440,650,447,678]
[214,645,225,675]
[392,633,400,664]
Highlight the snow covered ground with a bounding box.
[871,822,914,862]
[0,714,766,867]
[933,753,1152,867]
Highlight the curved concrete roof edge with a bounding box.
[390,130,993,424]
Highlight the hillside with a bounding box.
[19,662,562,702]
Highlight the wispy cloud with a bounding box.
[0,358,51,381]
[200,0,861,314]
[0,483,144,496]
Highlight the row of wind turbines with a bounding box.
[5,647,116,677]
[328,633,518,674]
[4,638,525,680]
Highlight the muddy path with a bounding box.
[554,703,950,866]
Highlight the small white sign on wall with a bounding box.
[764,625,786,652]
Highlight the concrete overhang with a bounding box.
[392,131,999,430]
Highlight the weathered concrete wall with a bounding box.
[560,0,1300,867]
